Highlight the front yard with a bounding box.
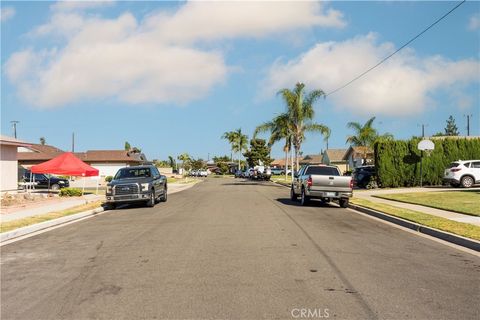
[373,191,480,217]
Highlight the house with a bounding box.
[270,158,288,169]
[321,149,348,174]
[0,135,32,192]
[18,144,148,178]
[300,154,323,165]
[342,146,374,170]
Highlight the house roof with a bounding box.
[18,144,146,163]
[0,135,32,148]
[342,146,373,160]
[300,154,323,164]
[324,149,348,162]
[271,158,288,166]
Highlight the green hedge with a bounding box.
[375,138,480,187]
[59,188,83,197]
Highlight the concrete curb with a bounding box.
[1,207,105,243]
[349,204,480,252]
[273,180,480,251]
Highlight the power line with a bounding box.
[326,0,466,97]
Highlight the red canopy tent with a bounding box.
[31,152,99,194]
[31,152,99,176]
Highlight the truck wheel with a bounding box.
[339,198,349,208]
[160,187,168,202]
[290,187,298,201]
[146,190,155,207]
[461,176,474,188]
[300,188,309,206]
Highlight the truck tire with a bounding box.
[339,198,349,208]
[300,188,309,206]
[146,190,155,207]
[160,187,168,202]
[290,187,298,201]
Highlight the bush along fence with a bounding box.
[374,137,480,188]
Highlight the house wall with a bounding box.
[1,145,19,192]
[89,163,128,178]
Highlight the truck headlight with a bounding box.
[141,183,149,191]
[59,181,65,184]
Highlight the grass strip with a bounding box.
[373,191,480,217]
[351,198,480,241]
[1,201,102,233]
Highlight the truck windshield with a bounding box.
[305,166,339,176]
[114,168,151,179]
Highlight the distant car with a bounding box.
[235,170,243,178]
[198,169,208,177]
[20,171,69,190]
[444,160,480,188]
[189,170,198,177]
[352,165,376,189]
[271,168,284,175]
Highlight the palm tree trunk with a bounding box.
[294,146,300,172]
[238,151,241,170]
[284,149,288,181]
[290,149,294,180]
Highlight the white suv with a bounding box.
[444,160,480,188]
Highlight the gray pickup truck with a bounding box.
[290,165,353,208]
[105,165,167,209]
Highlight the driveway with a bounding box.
[1,178,479,319]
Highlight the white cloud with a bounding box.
[468,13,480,31]
[1,6,15,22]
[263,34,479,116]
[5,1,345,108]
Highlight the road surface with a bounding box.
[1,178,479,319]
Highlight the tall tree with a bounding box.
[444,115,459,136]
[243,139,273,168]
[278,82,329,171]
[254,113,292,180]
[167,156,176,169]
[346,116,393,163]
[177,153,191,171]
[39,137,46,145]
[124,141,131,151]
[222,128,248,170]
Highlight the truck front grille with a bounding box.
[114,184,139,195]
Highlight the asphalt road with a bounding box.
[1,178,479,319]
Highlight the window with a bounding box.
[471,162,480,169]
[114,168,151,179]
[305,166,339,176]
[448,162,460,169]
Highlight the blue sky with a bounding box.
[1,1,479,161]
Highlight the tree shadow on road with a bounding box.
[276,198,339,208]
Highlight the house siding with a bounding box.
[1,145,19,191]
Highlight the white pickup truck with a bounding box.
[290,165,353,208]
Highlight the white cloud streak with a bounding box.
[264,33,479,116]
[1,6,15,22]
[5,1,345,108]
[468,13,480,31]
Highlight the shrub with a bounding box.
[375,137,480,187]
[105,176,113,182]
[59,188,83,197]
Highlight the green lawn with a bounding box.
[374,191,480,217]
[270,175,292,186]
[351,198,480,241]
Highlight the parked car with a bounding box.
[352,165,376,188]
[271,168,284,175]
[105,165,167,209]
[234,170,243,178]
[291,165,353,207]
[198,169,208,177]
[20,170,69,190]
[444,160,480,188]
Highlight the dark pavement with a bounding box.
[1,177,479,319]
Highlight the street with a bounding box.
[1,178,479,319]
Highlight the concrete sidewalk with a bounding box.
[1,182,199,223]
[354,188,480,227]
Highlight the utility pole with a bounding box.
[464,114,472,136]
[10,121,19,138]
[417,123,428,187]
[72,132,75,152]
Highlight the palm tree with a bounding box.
[177,153,191,172]
[221,131,236,162]
[278,82,330,171]
[222,129,248,170]
[167,155,176,170]
[346,116,393,163]
[254,113,292,180]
